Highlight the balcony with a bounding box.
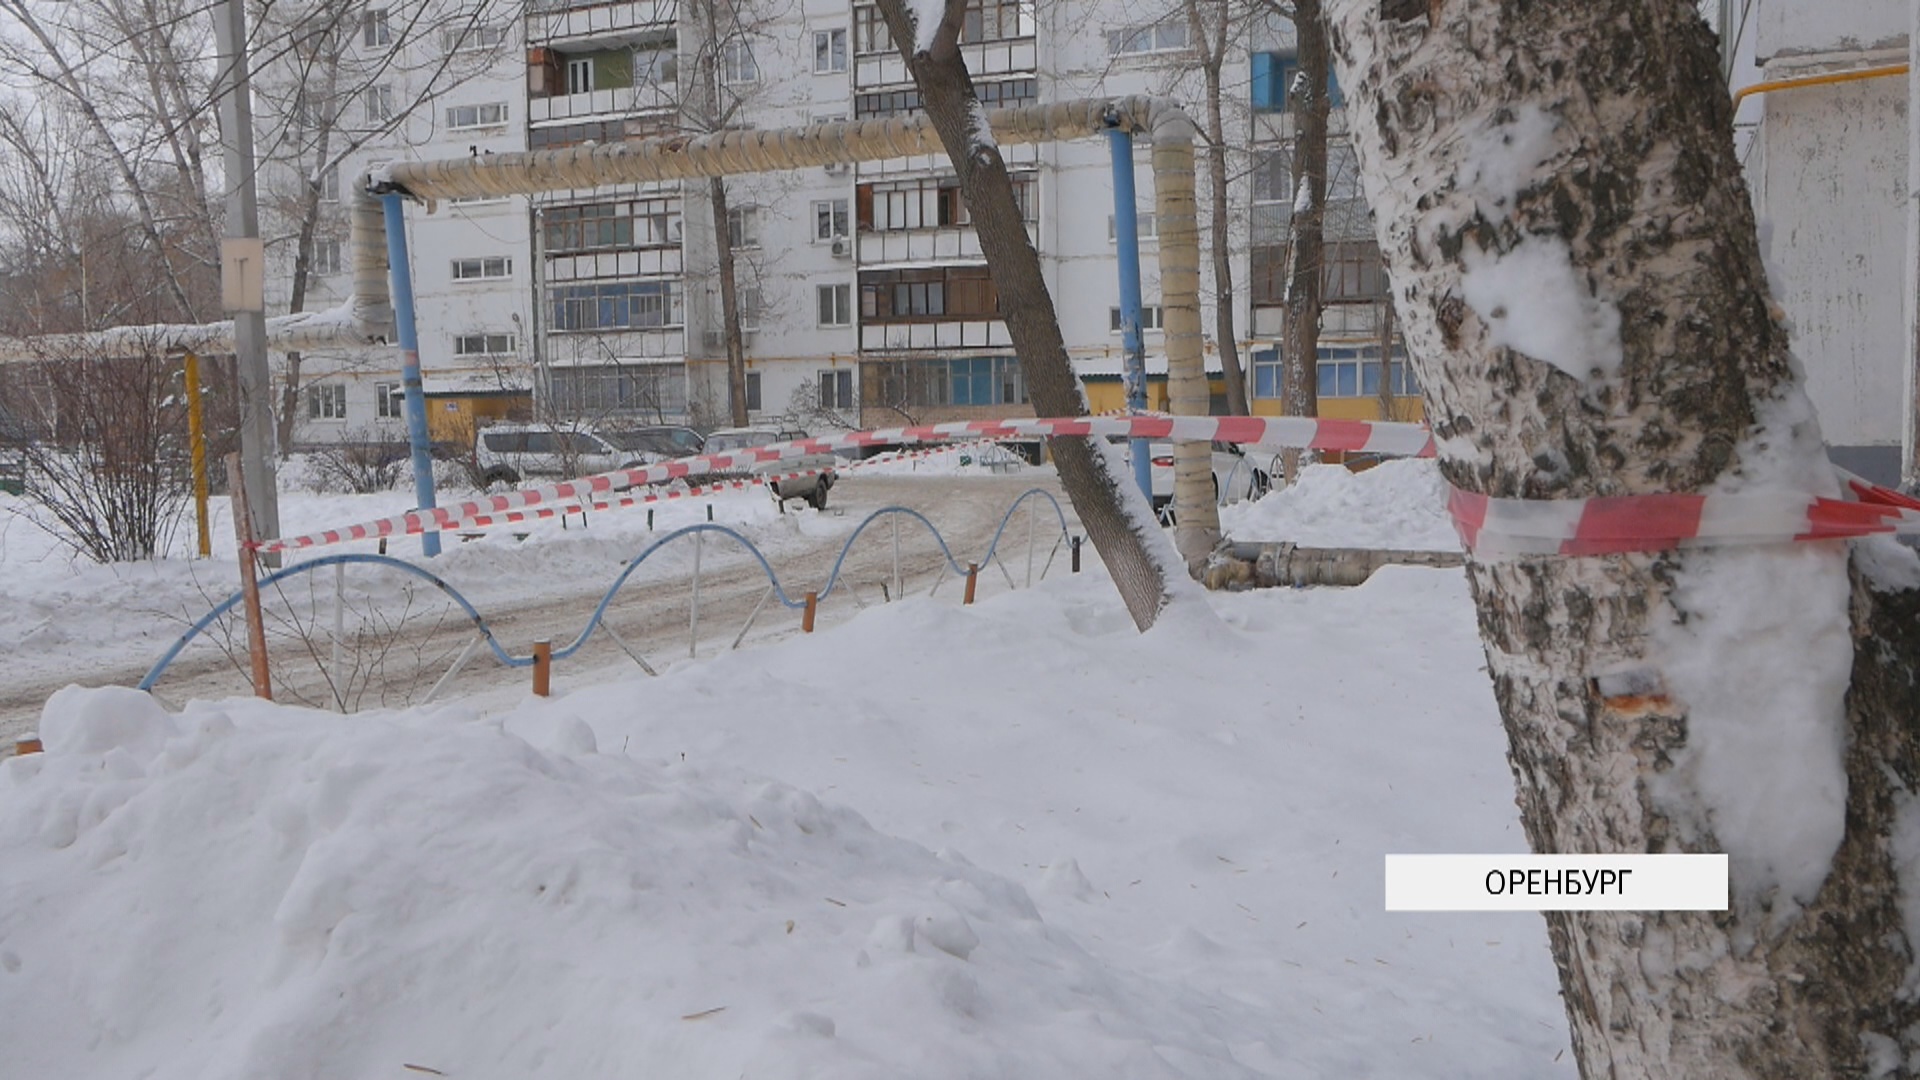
[529,83,676,124]
[526,0,673,48]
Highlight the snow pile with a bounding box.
[0,562,1574,1076]
[847,443,1028,477]
[1218,458,1459,551]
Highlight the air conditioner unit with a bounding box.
[823,161,850,176]
[829,238,851,258]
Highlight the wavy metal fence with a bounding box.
[141,489,1074,707]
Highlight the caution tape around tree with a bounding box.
[1447,472,1920,557]
[256,416,1437,554]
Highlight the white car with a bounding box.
[1113,437,1271,510]
[703,427,837,508]
[474,424,639,486]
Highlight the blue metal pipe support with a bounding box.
[1104,123,1153,502]
[381,193,443,558]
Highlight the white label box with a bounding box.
[1385,854,1729,911]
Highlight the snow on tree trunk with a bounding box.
[873,0,1175,629]
[1331,1,1920,1073]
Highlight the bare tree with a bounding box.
[1183,0,1258,415]
[1333,0,1920,1073]
[1278,0,1326,479]
[872,0,1174,629]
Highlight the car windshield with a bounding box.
[706,431,777,452]
[607,429,695,455]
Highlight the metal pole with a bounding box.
[1025,500,1036,587]
[184,351,210,557]
[532,640,551,696]
[689,529,703,658]
[891,513,901,600]
[211,0,280,563]
[331,560,346,709]
[1105,121,1153,501]
[380,193,443,557]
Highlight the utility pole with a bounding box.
[212,0,282,562]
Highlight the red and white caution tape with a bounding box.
[1449,472,1920,557]
[259,415,1434,553]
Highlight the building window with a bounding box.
[817,283,851,327]
[376,382,403,418]
[1251,52,1344,112]
[820,368,854,410]
[1108,306,1164,332]
[1251,348,1283,399]
[528,115,675,150]
[543,199,680,252]
[294,92,332,128]
[744,370,762,411]
[735,287,762,331]
[726,205,760,248]
[566,56,594,95]
[721,39,758,84]
[857,173,1033,231]
[311,239,342,276]
[320,167,340,202]
[813,28,847,73]
[307,382,347,420]
[859,265,998,323]
[853,6,892,54]
[451,256,512,281]
[549,280,685,331]
[361,8,391,47]
[446,102,510,129]
[946,356,1024,406]
[453,333,516,356]
[634,44,676,87]
[442,22,506,51]
[550,364,688,417]
[813,198,849,241]
[1318,345,1413,398]
[364,84,394,124]
[1107,212,1158,241]
[854,77,1033,120]
[961,0,1036,43]
[1104,18,1186,55]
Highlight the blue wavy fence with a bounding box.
[140,489,1072,691]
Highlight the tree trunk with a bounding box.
[1282,0,1328,438]
[1331,1,1920,1074]
[874,0,1173,629]
[1199,22,1248,416]
[709,176,750,427]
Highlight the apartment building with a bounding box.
[261,0,1408,451]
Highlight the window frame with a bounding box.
[720,39,759,84]
[819,368,854,410]
[813,28,848,73]
[446,102,510,130]
[307,382,348,421]
[450,256,513,282]
[361,7,391,48]
[375,382,403,419]
[812,198,850,241]
[816,283,852,327]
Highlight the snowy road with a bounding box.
[0,472,1072,742]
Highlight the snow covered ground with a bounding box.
[1219,459,1460,551]
[0,457,1575,1077]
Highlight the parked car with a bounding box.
[1110,437,1270,511]
[604,425,705,461]
[474,424,640,486]
[703,426,836,508]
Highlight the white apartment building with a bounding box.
[261,0,1402,449]
[1730,0,1909,483]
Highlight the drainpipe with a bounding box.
[1910,2,1920,486]
[381,193,442,558]
[1105,114,1153,502]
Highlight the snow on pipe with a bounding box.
[0,178,393,363]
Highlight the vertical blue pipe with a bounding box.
[382,193,442,558]
[1105,126,1153,501]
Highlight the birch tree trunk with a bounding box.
[1330,1,1920,1075]
[1282,0,1328,444]
[873,0,1175,629]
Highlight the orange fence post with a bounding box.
[802,591,818,632]
[15,736,42,757]
[964,563,978,605]
[532,640,552,697]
